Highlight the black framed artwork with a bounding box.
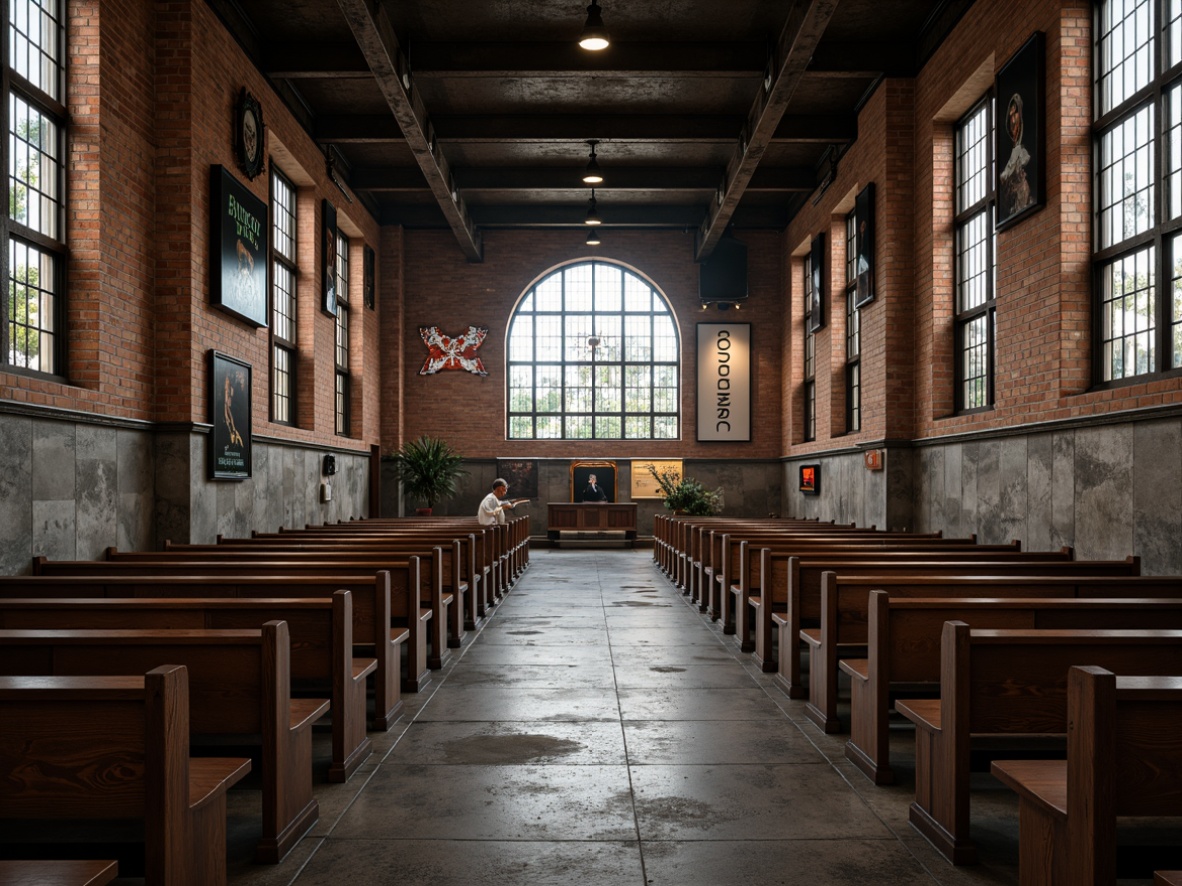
[799,463,820,496]
[496,459,538,501]
[210,165,267,327]
[322,199,338,316]
[854,183,875,307]
[808,232,825,333]
[363,244,375,310]
[235,88,264,181]
[209,350,252,480]
[995,31,1045,231]
[570,460,617,503]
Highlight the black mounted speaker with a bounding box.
[699,235,748,306]
[323,454,337,476]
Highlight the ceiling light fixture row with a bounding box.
[578,0,610,51]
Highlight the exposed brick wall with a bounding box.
[1,0,382,458]
[392,228,784,460]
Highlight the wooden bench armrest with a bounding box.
[839,658,869,680]
[352,658,378,680]
[390,627,410,646]
[1155,873,1182,886]
[771,611,788,627]
[749,595,763,609]
[289,697,331,731]
[0,859,120,886]
[895,697,940,731]
[419,607,433,623]
[991,759,1067,817]
[799,627,821,648]
[189,756,252,810]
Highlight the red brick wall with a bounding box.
[1,0,382,456]
[393,228,784,460]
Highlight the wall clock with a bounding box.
[236,88,265,180]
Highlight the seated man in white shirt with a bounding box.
[478,478,526,525]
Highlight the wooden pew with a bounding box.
[773,554,1139,699]
[0,590,375,782]
[0,860,118,886]
[0,666,251,886]
[993,667,1182,885]
[207,532,485,630]
[894,622,1182,865]
[26,559,428,694]
[806,571,1182,735]
[1157,874,1182,886]
[92,548,449,670]
[0,621,327,864]
[842,586,1182,784]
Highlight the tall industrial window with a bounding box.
[4,0,65,374]
[954,97,996,411]
[844,210,861,431]
[506,261,679,439]
[1095,0,1182,381]
[334,231,350,436]
[270,168,297,425]
[803,253,816,442]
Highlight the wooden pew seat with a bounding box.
[0,622,325,864]
[0,859,118,886]
[993,667,1182,885]
[0,666,251,886]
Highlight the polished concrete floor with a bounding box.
[209,548,1160,886]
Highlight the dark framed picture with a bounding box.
[808,232,825,333]
[497,459,538,501]
[363,244,375,310]
[799,463,820,496]
[209,351,252,480]
[235,88,265,181]
[322,199,338,316]
[854,183,875,307]
[995,31,1045,232]
[571,460,617,503]
[210,165,268,327]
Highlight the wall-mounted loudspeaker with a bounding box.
[699,235,748,308]
[323,454,337,476]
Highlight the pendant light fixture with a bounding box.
[585,227,602,246]
[578,0,610,51]
[584,189,601,225]
[582,140,603,185]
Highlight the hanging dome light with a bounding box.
[578,0,610,51]
[584,189,602,225]
[585,227,602,246]
[582,140,604,185]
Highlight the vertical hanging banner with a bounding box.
[696,323,751,441]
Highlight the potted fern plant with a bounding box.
[391,435,467,515]
[647,464,724,516]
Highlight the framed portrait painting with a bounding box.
[571,460,617,503]
[854,183,875,307]
[322,199,338,316]
[210,165,268,327]
[496,459,538,501]
[995,31,1045,231]
[209,350,252,480]
[807,233,825,333]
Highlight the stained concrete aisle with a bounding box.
[224,547,1028,886]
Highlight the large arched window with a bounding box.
[507,261,680,439]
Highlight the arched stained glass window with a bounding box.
[507,261,680,440]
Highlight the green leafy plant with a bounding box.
[647,464,724,516]
[391,435,467,511]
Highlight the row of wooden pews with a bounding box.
[0,514,529,884]
[653,514,1182,882]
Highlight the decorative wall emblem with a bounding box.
[419,325,489,376]
[235,88,265,181]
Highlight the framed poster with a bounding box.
[799,463,820,496]
[210,165,267,327]
[631,459,682,499]
[363,244,376,310]
[209,351,252,480]
[322,199,338,316]
[808,233,825,333]
[571,460,616,503]
[496,459,538,501]
[696,323,751,442]
[854,183,875,307]
[995,31,1044,231]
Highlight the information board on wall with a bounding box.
[631,459,683,499]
